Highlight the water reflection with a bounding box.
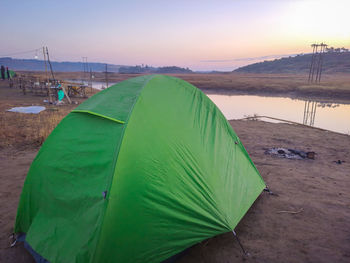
[207,94,350,135]
[65,79,117,90]
[302,100,341,127]
[303,101,317,126]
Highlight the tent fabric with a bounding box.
[15,75,265,263]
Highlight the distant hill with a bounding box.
[0,57,193,74]
[0,57,122,72]
[234,52,350,73]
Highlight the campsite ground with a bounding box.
[0,76,350,262]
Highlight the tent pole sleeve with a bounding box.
[71,110,125,124]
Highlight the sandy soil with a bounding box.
[0,148,36,263]
[0,78,349,262]
[1,121,349,263]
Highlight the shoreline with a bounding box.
[201,87,350,104]
[17,71,350,104]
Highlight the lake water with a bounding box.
[207,94,350,135]
[67,80,350,135]
[66,80,114,90]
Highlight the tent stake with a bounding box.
[263,186,277,196]
[232,230,248,255]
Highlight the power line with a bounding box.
[0,47,42,57]
[45,47,55,81]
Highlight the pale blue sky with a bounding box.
[1,0,349,70]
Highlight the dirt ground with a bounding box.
[0,78,350,262]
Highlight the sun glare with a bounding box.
[285,0,350,44]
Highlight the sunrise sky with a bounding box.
[1,0,349,71]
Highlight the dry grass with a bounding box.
[0,109,70,149]
[0,80,87,149]
[174,73,350,101]
[21,71,350,101]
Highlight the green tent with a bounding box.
[15,75,265,263]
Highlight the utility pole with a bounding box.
[82,57,88,84]
[308,44,317,83]
[43,47,48,80]
[105,64,108,89]
[45,47,55,81]
[305,42,327,126]
[89,68,93,92]
[45,47,71,104]
[317,43,327,82]
[308,42,327,83]
[43,47,52,103]
[303,100,317,126]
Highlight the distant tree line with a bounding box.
[325,47,349,53]
[118,65,192,74]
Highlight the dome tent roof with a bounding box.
[15,75,265,263]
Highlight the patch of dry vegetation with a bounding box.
[173,73,350,102]
[22,71,350,101]
[176,73,350,92]
[0,108,70,149]
[0,80,88,149]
